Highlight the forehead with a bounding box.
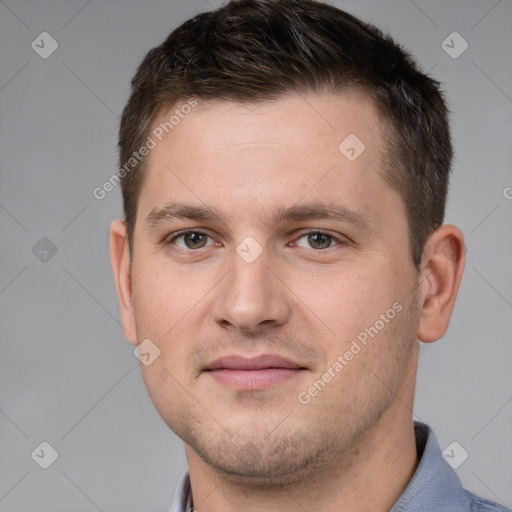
[137,91,403,232]
[153,91,381,161]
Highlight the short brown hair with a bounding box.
[118,0,452,268]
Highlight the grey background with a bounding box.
[0,0,511,510]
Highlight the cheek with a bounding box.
[131,258,200,336]
[131,263,198,416]
[296,262,399,349]
[130,260,208,381]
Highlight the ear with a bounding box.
[417,224,466,343]
[110,219,138,345]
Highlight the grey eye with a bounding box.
[174,232,212,249]
[296,232,335,249]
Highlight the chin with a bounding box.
[181,422,338,488]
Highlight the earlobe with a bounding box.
[110,219,138,345]
[417,224,466,344]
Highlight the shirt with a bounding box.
[168,422,510,512]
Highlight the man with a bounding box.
[110,1,508,511]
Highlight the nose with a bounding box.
[211,245,291,335]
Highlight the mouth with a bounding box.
[204,354,307,391]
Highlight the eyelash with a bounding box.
[165,229,347,250]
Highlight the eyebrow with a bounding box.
[145,202,374,231]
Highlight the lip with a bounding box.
[206,354,304,371]
[204,355,307,391]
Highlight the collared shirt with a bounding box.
[168,423,510,512]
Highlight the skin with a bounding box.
[110,92,465,512]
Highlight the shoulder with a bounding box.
[466,490,511,512]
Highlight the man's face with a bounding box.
[125,92,421,483]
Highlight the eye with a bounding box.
[295,231,343,250]
[168,230,215,249]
